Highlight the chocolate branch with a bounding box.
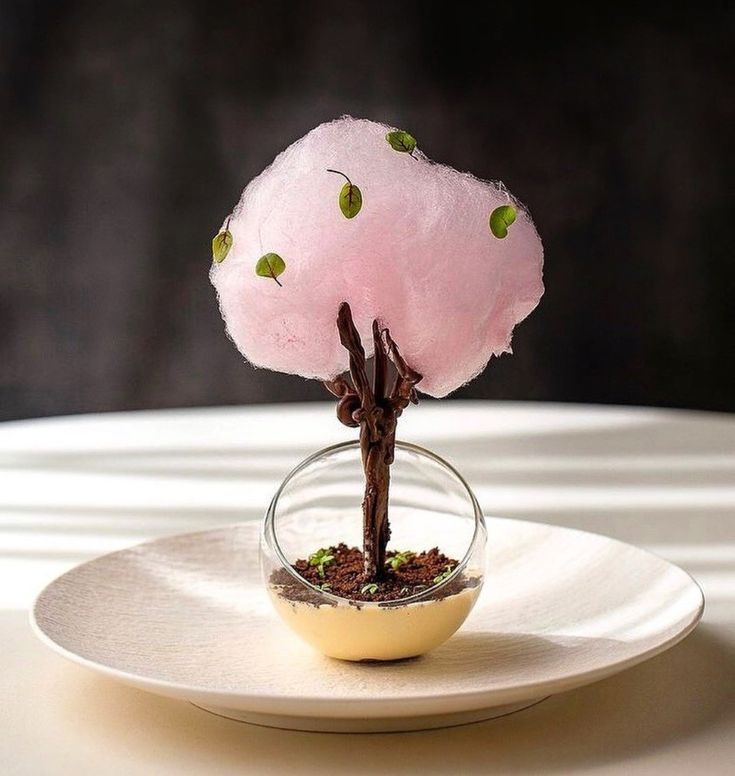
[324,302,422,581]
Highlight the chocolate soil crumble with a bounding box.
[270,545,478,606]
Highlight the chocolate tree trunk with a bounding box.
[360,424,392,579]
[325,303,422,581]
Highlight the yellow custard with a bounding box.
[269,581,482,661]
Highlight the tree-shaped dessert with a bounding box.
[211,117,543,660]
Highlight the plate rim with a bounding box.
[30,517,705,716]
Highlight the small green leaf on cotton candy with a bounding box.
[255,253,286,286]
[386,130,417,154]
[489,205,517,239]
[212,227,233,263]
[327,169,363,218]
[339,182,362,218]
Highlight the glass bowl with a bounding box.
[260,440,487,661]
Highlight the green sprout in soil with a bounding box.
[308,548,336,579]
[361,582,379,595]
[433,565,455,585]
[317,583,332,592]
[386,550,414,571]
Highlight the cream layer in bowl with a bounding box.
[269,580,482,661]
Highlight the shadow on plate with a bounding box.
[48,623,734,774]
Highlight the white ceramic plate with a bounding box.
[31,518,703,732]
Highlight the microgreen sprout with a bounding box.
[318,583,332,592]
[361,583,379,595]
[386,550,414,571]
[308,548,336,579]
[433,564,455,585]
[399,587,410,597]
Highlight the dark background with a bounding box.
[1,2,733,422]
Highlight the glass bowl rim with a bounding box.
[262,439,486,608]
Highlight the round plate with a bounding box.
[31,518,703,733]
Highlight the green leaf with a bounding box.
[489,205,517,239]
[212,229,233,263]
[386,130,417,154]
[308,548,335,578]
[386,550,414,570]
[339,182,362,219]
[433,564,455,585]
[255,253,286,286]
[361,583,379,595]
[309,548,333,566]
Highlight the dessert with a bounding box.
[210,117,543,660]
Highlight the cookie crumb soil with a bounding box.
[270,545,478,605]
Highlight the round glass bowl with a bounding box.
[260,441,486,661]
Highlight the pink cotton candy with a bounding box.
[210,117,544,397]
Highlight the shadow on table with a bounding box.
[49,623,735,775]
[9,406,735,768]
[4,411,735,558]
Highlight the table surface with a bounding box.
[1,401,733,775]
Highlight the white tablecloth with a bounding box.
[1,401,733,774]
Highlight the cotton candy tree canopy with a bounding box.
[210,117,543,397]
